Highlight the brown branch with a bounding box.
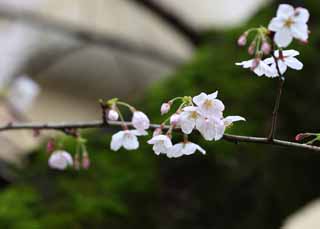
[129,0,202,46]
[268,51,285,140]
[0,5,183,67]
[0,120,319,152]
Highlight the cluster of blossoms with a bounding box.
[47,136,90,171]
[236,4,309,78]
[106,92,245,158]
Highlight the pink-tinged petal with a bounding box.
[277,4,295,18]
[214,123,225,141]
[193,92,207,106]
[48,151,73,170]
[213,99,225,112]
[207,91,218,100]
[274,29,293,47]
[291,22,308,41]
[132,111,150,131]
[294,7,310,23]
[181,118,195,134]
[268,17,284,32]
[196,118,215,141]
[123,133,139,150]
[284,57,303,70]
[111,131,124,151]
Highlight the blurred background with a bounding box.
[0,0,319,228]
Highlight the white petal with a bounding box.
[183,143,197,155]
[183,106,198,112]
[195,144,206,155]
[123,133,139,150]
[274,29,293,47]
[131,129,148,136]
[284,57,303,70]
[168,144,184,158]
[268,18,284,32]
[263,57,275,65]
[295,7,310,23]
[180,118,196,134]
[215,124,225,141]
[111,131,124,151]
[277,4,295,18]
[193,92,207,106]
[235,60,253,68]
[278,61,288,74]
[291,22,308,41]
[224,116,246,127]
[132,111,150,131]
[280,49,300,57]
[207,91,218,100]
[196,118,216,141]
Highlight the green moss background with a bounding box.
[1,1,320,228]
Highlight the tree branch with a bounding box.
[0,120,319,152]
[0,5,183,67]
[129,0,202,46]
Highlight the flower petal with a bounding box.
[224,116,246,127]
[123,133,139,150]
[284,57,303,70]
[291,22,308,41]
[268,17,283,32]
[277,4,295,18]
[183,143,197,155]
[111,131,124,151]
[295,7,310,23]
[193,92,207,106]
[274,28,293,47]
[207,91,218,100]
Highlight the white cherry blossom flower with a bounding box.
[167,142,206,158]
[132,111,150,131]
[196,116,225,141]
[179,106,202,134]
[48,150,73,170]
[108,109,119,121]
[7,75,40,112]
[268,4,309,47]
[236,59,277,77]
[264,50,303,75]
[111,130,147,151]
[147,134,172,155]
[193,91,224,117]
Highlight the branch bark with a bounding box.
[0,5,183,67]
[0,120,319,152]
[129,0,202,46]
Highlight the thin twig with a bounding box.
[0,120,319,152]
[0,4,183,67]
[268,51,285,140]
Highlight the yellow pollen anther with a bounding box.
[284,18,294,28]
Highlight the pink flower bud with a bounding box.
[295,133,312,141]
[108,109,119,121]
[170,114,180,126]
[160,103,171,115]
[248,43,256,55]
[48,150,73,170]
[261,41,271,55]
[82,151,90,170]
[46,139,55,154]
[132,111,150,131]
[153,128,162,137]
[237,33,247,46]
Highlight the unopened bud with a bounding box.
[108,109,119,121]
[295,133,313,142]
[160,103,171,115]
[170,114,180,126]
[237,33,247,46]
[261,41,271,55]
[46,138,55,154]
[82,151,90,170]
[248,43,256,55]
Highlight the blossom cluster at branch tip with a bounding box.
[235,4,309,78]
[148,91,245,158]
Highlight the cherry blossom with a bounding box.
[111,130,148,151]
[193,91,224,117]
[264,50,303,75]
[223,116,246,128]
[7,75,40,112]
[108,109,119,121]
[132,111,150,131]
[236,59,277,77]
[167,142,206,158]
[147,134,173,155]
[170,113,180,126]
[196,116,225,141]
[268,4,309,47]
[48,150,73,170]
[179,106,202,134]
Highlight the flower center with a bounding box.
[284,17,294,28]
[203,99,213,109]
